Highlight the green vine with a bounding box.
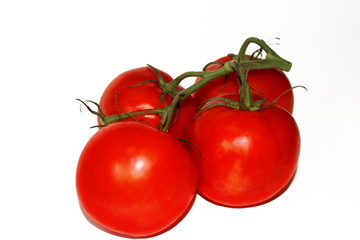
[78,37,295,132]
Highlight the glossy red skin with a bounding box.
[99,67,197,139]
[192,55,294,114]
[186,94,300,207]
[76,122,197,238]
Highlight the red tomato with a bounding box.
[192,55,294,113]
[76,122,197,238]
[99,67,197,139]
[185,93,300,208]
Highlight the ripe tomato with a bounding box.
[76,122,197,238]
[99,66,197,139]
[192,55,294,114]
[185,93,300,208]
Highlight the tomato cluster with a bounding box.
[76,38,301,238]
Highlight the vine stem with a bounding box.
[160,61,236,131]
[236,37,292,72]
[230,61,253,110]
[103,108,165,125]
[161,37,293,131]
[79,37,294,132]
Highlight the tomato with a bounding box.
[192,55,294,114]
[99,66,197,139]
[185,93,300,208]
[76,122,197,238]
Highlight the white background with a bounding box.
[1,0,359,239]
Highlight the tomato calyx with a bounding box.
[194,59,306,114]
[124,64,182,109]
[193,61,266,115]
[190,38,305,115]
[144,64,182,99]
[77,98,167,128]
[77,99,106,127]
[194,85,307,117]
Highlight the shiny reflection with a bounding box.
[112,156,149,180]
[221,136,250,152]
[233,136,250,151]
[134,158,145,171]
[131,156,148,178]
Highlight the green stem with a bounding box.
[161,38,293,131]
[147,64,168,87]
[237,37,292,72]
[103,108,165,125]
[165,71,207,94]
[83,37,293,131]
[230,61,255,110]
[161,61,236,131]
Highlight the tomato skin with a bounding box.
[99,67,197,139]
[185,94,300,207]
[192,55,294,114]
[76,122,197,238]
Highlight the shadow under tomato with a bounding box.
[198,168,298,209]
[78,194,197,239]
